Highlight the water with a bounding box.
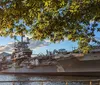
[0,74,100,85]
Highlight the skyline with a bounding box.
[0,31,99,54]
[0,36,78,54]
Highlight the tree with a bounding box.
[0,0,100,53]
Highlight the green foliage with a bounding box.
[0,0,100,53]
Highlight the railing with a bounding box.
[0,80,100,85]
[0,73,100,85]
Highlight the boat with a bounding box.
[0,36,100,77]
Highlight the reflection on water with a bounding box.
[0,75,100,85]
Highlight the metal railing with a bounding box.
[0,80,100,85]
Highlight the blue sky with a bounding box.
[33,40,78,54]
[0,37,14,45]
[0,36,78,54]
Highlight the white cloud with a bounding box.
[28,40,50,49]
[0,39,51,53]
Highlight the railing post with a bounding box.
[12,82,15,85]
[41,82,43,85]
[66,81,68,85]
[89,81,92,85]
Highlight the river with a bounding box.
[0,74,100,85]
